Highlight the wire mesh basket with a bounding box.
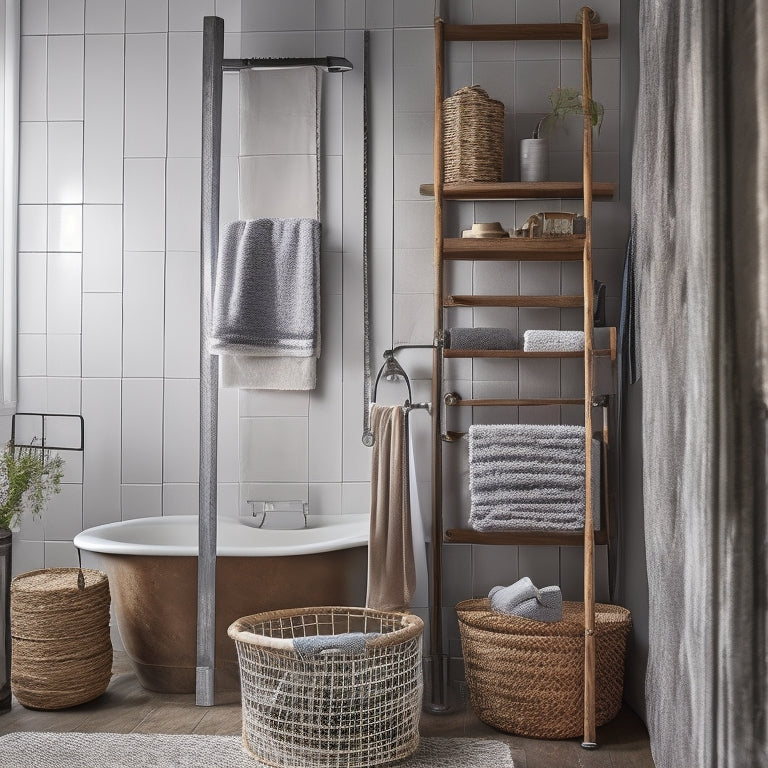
[228,606,424,768]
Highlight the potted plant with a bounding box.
[0,440,64,714]
[520,86,605,182]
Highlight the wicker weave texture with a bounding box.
[10,568,112,710]
[443,86,504,184]
[457,599,631,739]
[229,606,423,768]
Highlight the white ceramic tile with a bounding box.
[48,0,85,32]
[47,35,84,121]
[165,158,201,250]
[309,294,342,483]
[238,483,308,519]
[241,0,314,31]
[121,484,162,519]
[18,334,47,376]
[317,31,344,157]
[219,156,239,225]
[162,483,198,516]
[238,389,308,418]
[47,377,82,412]
[17,252,47,334]
[10,538,45,579]
[84,33,124,204]
[320,154,343,251]
[82,378,122,528]
[44,485,83,540]
[86,0,125,32]
[125,0,168,32]
[221,73,239,157]
[81,293,122,376]
[238,31,315,58]
[46,252,82,334]
[316,0,344,29]
[394,154,432,202]
[44,541,81,568]
[392,293,433,346]
[47,204,82,252]
[321,250,342,296]
[239,418,308,483]
[393,65,432,112]
[20,36,47,122]
[48,121,83,204]
[169,0,212,30]
[393,28,431,68]
[163,379,200,483]
[307,483,342,515]
[223,32,240,57]
[214,0,241,32]
[393,0,433,27]
[123,251,165,377]
[393,201,433,250]
[217,386,239,484]
[164,251,200,378]
[124,33,167,157]
[345,0,364,28]
[47,333,81,377]
[167,33,203,157]
[514,59,560,114]
[217,483,239,518]
[123,159,165,250]
[18,205,47,252]
[394,113,433,155]
[21,0,48,34]
[122,378,163,483]
[17,377,48,412]
[82,205,123,292]
[19,122,47,204]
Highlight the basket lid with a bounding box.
[444,84,503,108]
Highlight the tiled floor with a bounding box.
[0,653,655,767]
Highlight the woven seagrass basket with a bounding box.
[443,85,504,183]
[11,568,112,710]
[457,599,631,739]
[229,606,423,768]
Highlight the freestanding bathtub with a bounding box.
[73,514,369,693]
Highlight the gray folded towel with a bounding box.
[523,327,611,352]
[489,577,563,622]
[211,217,321,357]
[445,327,516,350]
[293,631,380,657]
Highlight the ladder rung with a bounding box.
[445,295,584,308]
[446,397,584,407]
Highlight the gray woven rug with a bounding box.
[0,733,515,768]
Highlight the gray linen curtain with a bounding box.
[633,1,768,765]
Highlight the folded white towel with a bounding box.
[523,327,612,352]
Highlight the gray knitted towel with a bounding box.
[211,217,321,356]
[468,423,601,531]
[445,327,516,350]
[489,578,563,622]
[523,327,612,352]
[488,576,538,609]
[292,631,380,657]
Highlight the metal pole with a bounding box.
[196,14,223,708]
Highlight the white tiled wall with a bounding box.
[14,0,629,667]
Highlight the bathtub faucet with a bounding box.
[244,500,309,529]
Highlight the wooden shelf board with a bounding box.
[443,22,609,42]
[445,294,584,308]
[443,348,613,359]
[420,181,616,200]
[445,528,608,546]
[443,236,585,260]
[446,397,585,407]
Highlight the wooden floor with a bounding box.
[0,653,655,768]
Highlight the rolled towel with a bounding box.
[446,327,516,350]
[489,578,563,623]
[293,631,380,657]
[523,327,611,352]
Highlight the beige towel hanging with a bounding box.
[367,403,416,612]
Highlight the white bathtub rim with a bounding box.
[73,514,369,557]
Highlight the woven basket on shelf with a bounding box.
[457,599,631,739]
[443,85,504,183]
[11,568,112,710]
[229,606,423,768]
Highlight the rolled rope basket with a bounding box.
[443,85,504,184]
[457,599,631,739]
[229,606,423,768]
[11,568,112,710]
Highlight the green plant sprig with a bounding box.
[0,441,64,530]
[533,86,604,139]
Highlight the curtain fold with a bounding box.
[633,1,768,765]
